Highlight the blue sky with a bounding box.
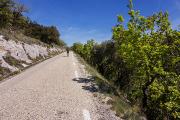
[18,0,180,45]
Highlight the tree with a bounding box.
[83,39,95,62]
[11,2,28,29]
[72,0,180,119]
[0,0,14,28]
[112,0,180,119]
[72,42,84,56]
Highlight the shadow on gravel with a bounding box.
[62,56,68,57]
[72,76,98,92]
[72,76,118,95]
[72,76,94,83]
[72,76,146,120]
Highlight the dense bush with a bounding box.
[0,0,14,28]
[24,21,65,46]
[72,0,180,119]
[0,0,65,46]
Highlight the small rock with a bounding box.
[102,96,113,104]
[22,63,29,67]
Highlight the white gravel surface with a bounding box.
[0,52,120,120]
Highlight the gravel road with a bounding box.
[0,52,120,120]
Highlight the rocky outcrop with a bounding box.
[23,43,48,60]
[0,35,62,76]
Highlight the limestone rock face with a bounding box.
[0,35,62,74]
[0,51,18,72]
[23,44,48,59]
[0,39,31,63]
[49,47,60,53]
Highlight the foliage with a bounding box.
[72,42,84,55]
[72,0,180,119]
[0,0,14,28]
[24,21,65,45]
[0,0,65,46]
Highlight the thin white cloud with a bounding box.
[87,29,97,34]
[175,0,180,11]
[61,27,111,45]
[67,27,73,31]
[172,18,180,30]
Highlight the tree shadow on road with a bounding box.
[62,56,68,57]
[72,76,94,83]
[72,76,98,92]
[72,76,118,95]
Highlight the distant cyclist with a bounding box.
[66,47,70,57]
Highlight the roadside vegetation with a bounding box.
[0,0,65,46]
[72,0,180,119]
[76,54,145,119]
[3,52,24,69]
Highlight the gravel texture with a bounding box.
[0,52,121,120]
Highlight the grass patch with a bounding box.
[0,66,20,81]
[3,54,24,69]
[76,54,120,95]
[48,50,62,57]
[0,29,45,45]
[0,67,11,80]
[111,96,143,120]
[75,54,146,120]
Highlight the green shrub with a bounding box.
[72,0,180,119]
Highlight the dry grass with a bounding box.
[75,53,146,120]
[3,53,26,69]
[0,29,47,46]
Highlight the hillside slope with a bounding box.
[0,30,63,80]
